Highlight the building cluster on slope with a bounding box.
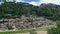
[0,15,56,31]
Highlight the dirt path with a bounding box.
[16,32,29,34]
[36,31,47,34]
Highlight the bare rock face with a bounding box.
[40,3,60,9]
[39,3,60,14]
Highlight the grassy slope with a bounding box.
[0,30,34,34]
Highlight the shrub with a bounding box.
[30,31,37,34]
[7,24,13,30]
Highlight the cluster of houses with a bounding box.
[0,15,56,31]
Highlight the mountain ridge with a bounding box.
[0,2,60,21]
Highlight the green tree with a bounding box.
[48,20,60,34]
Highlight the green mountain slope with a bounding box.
[0,2,60,21]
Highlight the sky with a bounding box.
[15,0,60,6]
[0,0,60,6]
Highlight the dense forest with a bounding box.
[0,0,60,21]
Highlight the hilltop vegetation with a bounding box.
[0,0,60,21]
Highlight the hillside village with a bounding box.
[0,15,56,31]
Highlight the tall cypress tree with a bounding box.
[2,0,6,2]
[0,0,1,2]
[13,0,16,3]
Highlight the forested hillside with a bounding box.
[0,0,60,34]
[38,3,60,21]
[1,2,38,18]
[0,0,60,21]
